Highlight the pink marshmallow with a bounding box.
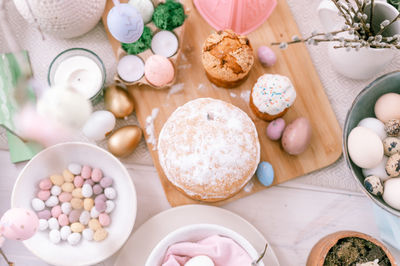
[58,192,72,203]
[91,168,103,182]
[58,214,69,227]
[99,213,111,227]
[37,190,51,201]
[51,206,62,218]
[73,176,84,188]
[81,165,92,179]
[39,178,52,190]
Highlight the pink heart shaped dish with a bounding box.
[194,0,277,35]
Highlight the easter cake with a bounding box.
[250,74,297,121]
[157,98,260,202]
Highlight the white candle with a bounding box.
[117,55,145,82]
[151,30,179,58]
[54,55,103,100]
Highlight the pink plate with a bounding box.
[193,0,277,35]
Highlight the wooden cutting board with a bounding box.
[102,0,342,206]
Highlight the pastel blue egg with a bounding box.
[107,3,144,43]
[256,162,274,187]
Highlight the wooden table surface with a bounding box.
[0,149,399,266]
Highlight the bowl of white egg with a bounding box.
[343,71,400,216]
[11,142,137,266]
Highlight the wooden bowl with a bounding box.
[306,231,397,266]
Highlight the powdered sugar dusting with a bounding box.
[168,83,184,98]
[197,84,205,91]
[158,98,260,200]
[145,108,159,150]
[230,92,237,98]
[240,90,250,103]
[243,179,254,193]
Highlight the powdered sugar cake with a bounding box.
[158,98,260,202]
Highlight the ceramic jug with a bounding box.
[318,0,400,80]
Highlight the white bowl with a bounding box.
[146,223,265,266]
[11,142,137,266]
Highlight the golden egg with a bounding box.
[107,125,142,157]
[104,84,135,118]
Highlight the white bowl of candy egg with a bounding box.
[11,142,137,266]
[146,223,265,266]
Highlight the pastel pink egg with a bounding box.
[68,210,81,223]
[58,192,72,203]
[58,214,69,227]
[99,213,111,227]
[144,55,175,87]
[84,179,95,186]
[93,184,103,195]
[81,165,92,179]
[39,179,52,190]
[0,208,39,240]
[37,209,51,220]
[91,168,103,182]
[73,176,84,188]
[95,194,106,203]
[37,190,51,201]
[100,177,113,188]
[95,201,106,213]
[51,206,62,218]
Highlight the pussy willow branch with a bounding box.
[376,13,400,36]
[270,29,348,46]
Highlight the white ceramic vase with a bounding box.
[12,0,106,39]
[318,0,400,80]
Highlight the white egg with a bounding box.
[362,156,390,181]
[60,226,72,241]
[82,111,116,141]
[348,127,384,168]
[185,256,215,266]
[383,178,400,210]
[49,229,61,244]
[67,232,81,245]
[128,0,154,24]
[358,117,386,140]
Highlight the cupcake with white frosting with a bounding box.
[250,74,296,121]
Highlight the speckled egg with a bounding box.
[364,175,383,196]
[266,118,285,141]
[358,117,386,140]
[383,178,400,210]
[386,153,400,177]
[384,119,400,137]
[374,93,400,123]
[256,161,274,186]
[383,137,400,156]
[362,156,390,181]
[0,208,39,241]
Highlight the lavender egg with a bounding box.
[107,3,144,43]
[258,46,277,67]
[266,118,286,141]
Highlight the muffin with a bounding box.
[157,98,260,202]
[250,74,297,121]
[201,30,254,88]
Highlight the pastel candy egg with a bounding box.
[100,177,113,188]
[105,200,115,214]
[185,255,215,266]
[93,228,108,242]
[95,200,107,213]
[347,127,384,169]
[44,197,58,209]
[61,202,72,215]
[266,118,285,141]
[51,185,61,196]
[71,198,83,210]
[84,179,95,186]
[58,214,69,227]
[37,190,51,201]
[39,178,52,190]
[386,153,400,177]
[51,206,62,218]
[362,157,390,182]
[59,192,72,203]
[99,213,111,227]
[67,232,81,245]
[63,170,74,183]
[68,210,81,223]
[358,117,386,140]
[60,226,71,240]
[90,207,100,218]
[71,222,85,233]
[50,174,64,186]
[68,163,82,175]
[31,198,45,211]
[82,228,94,241]
[95,194,106,203]
[91,168,103,182]
[81,165,92,179]
[383,137,400,156]
[0,208,39,240]
[93,184,103,195]
[82,184,93,198]
[49,229,61,244]
[88,219,102,231]
[364,175,384,196]
[256,162,274,186]
[39,219,48,231]
[104,187,117,200]
[62,182,74,193]
[84,198,94,211]
[374,93,400,122]
[383,178,400,210]
[257,46,277,67]
[79,211,90,225]
[82,111,116,141]
[48,217,59,230]
[72,188,83,199]
[74,176,84,188]
[37,210,51,220]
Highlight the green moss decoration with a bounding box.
[121,26,152,55]
[152,0,186,31]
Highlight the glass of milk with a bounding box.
[48,48,106,103]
